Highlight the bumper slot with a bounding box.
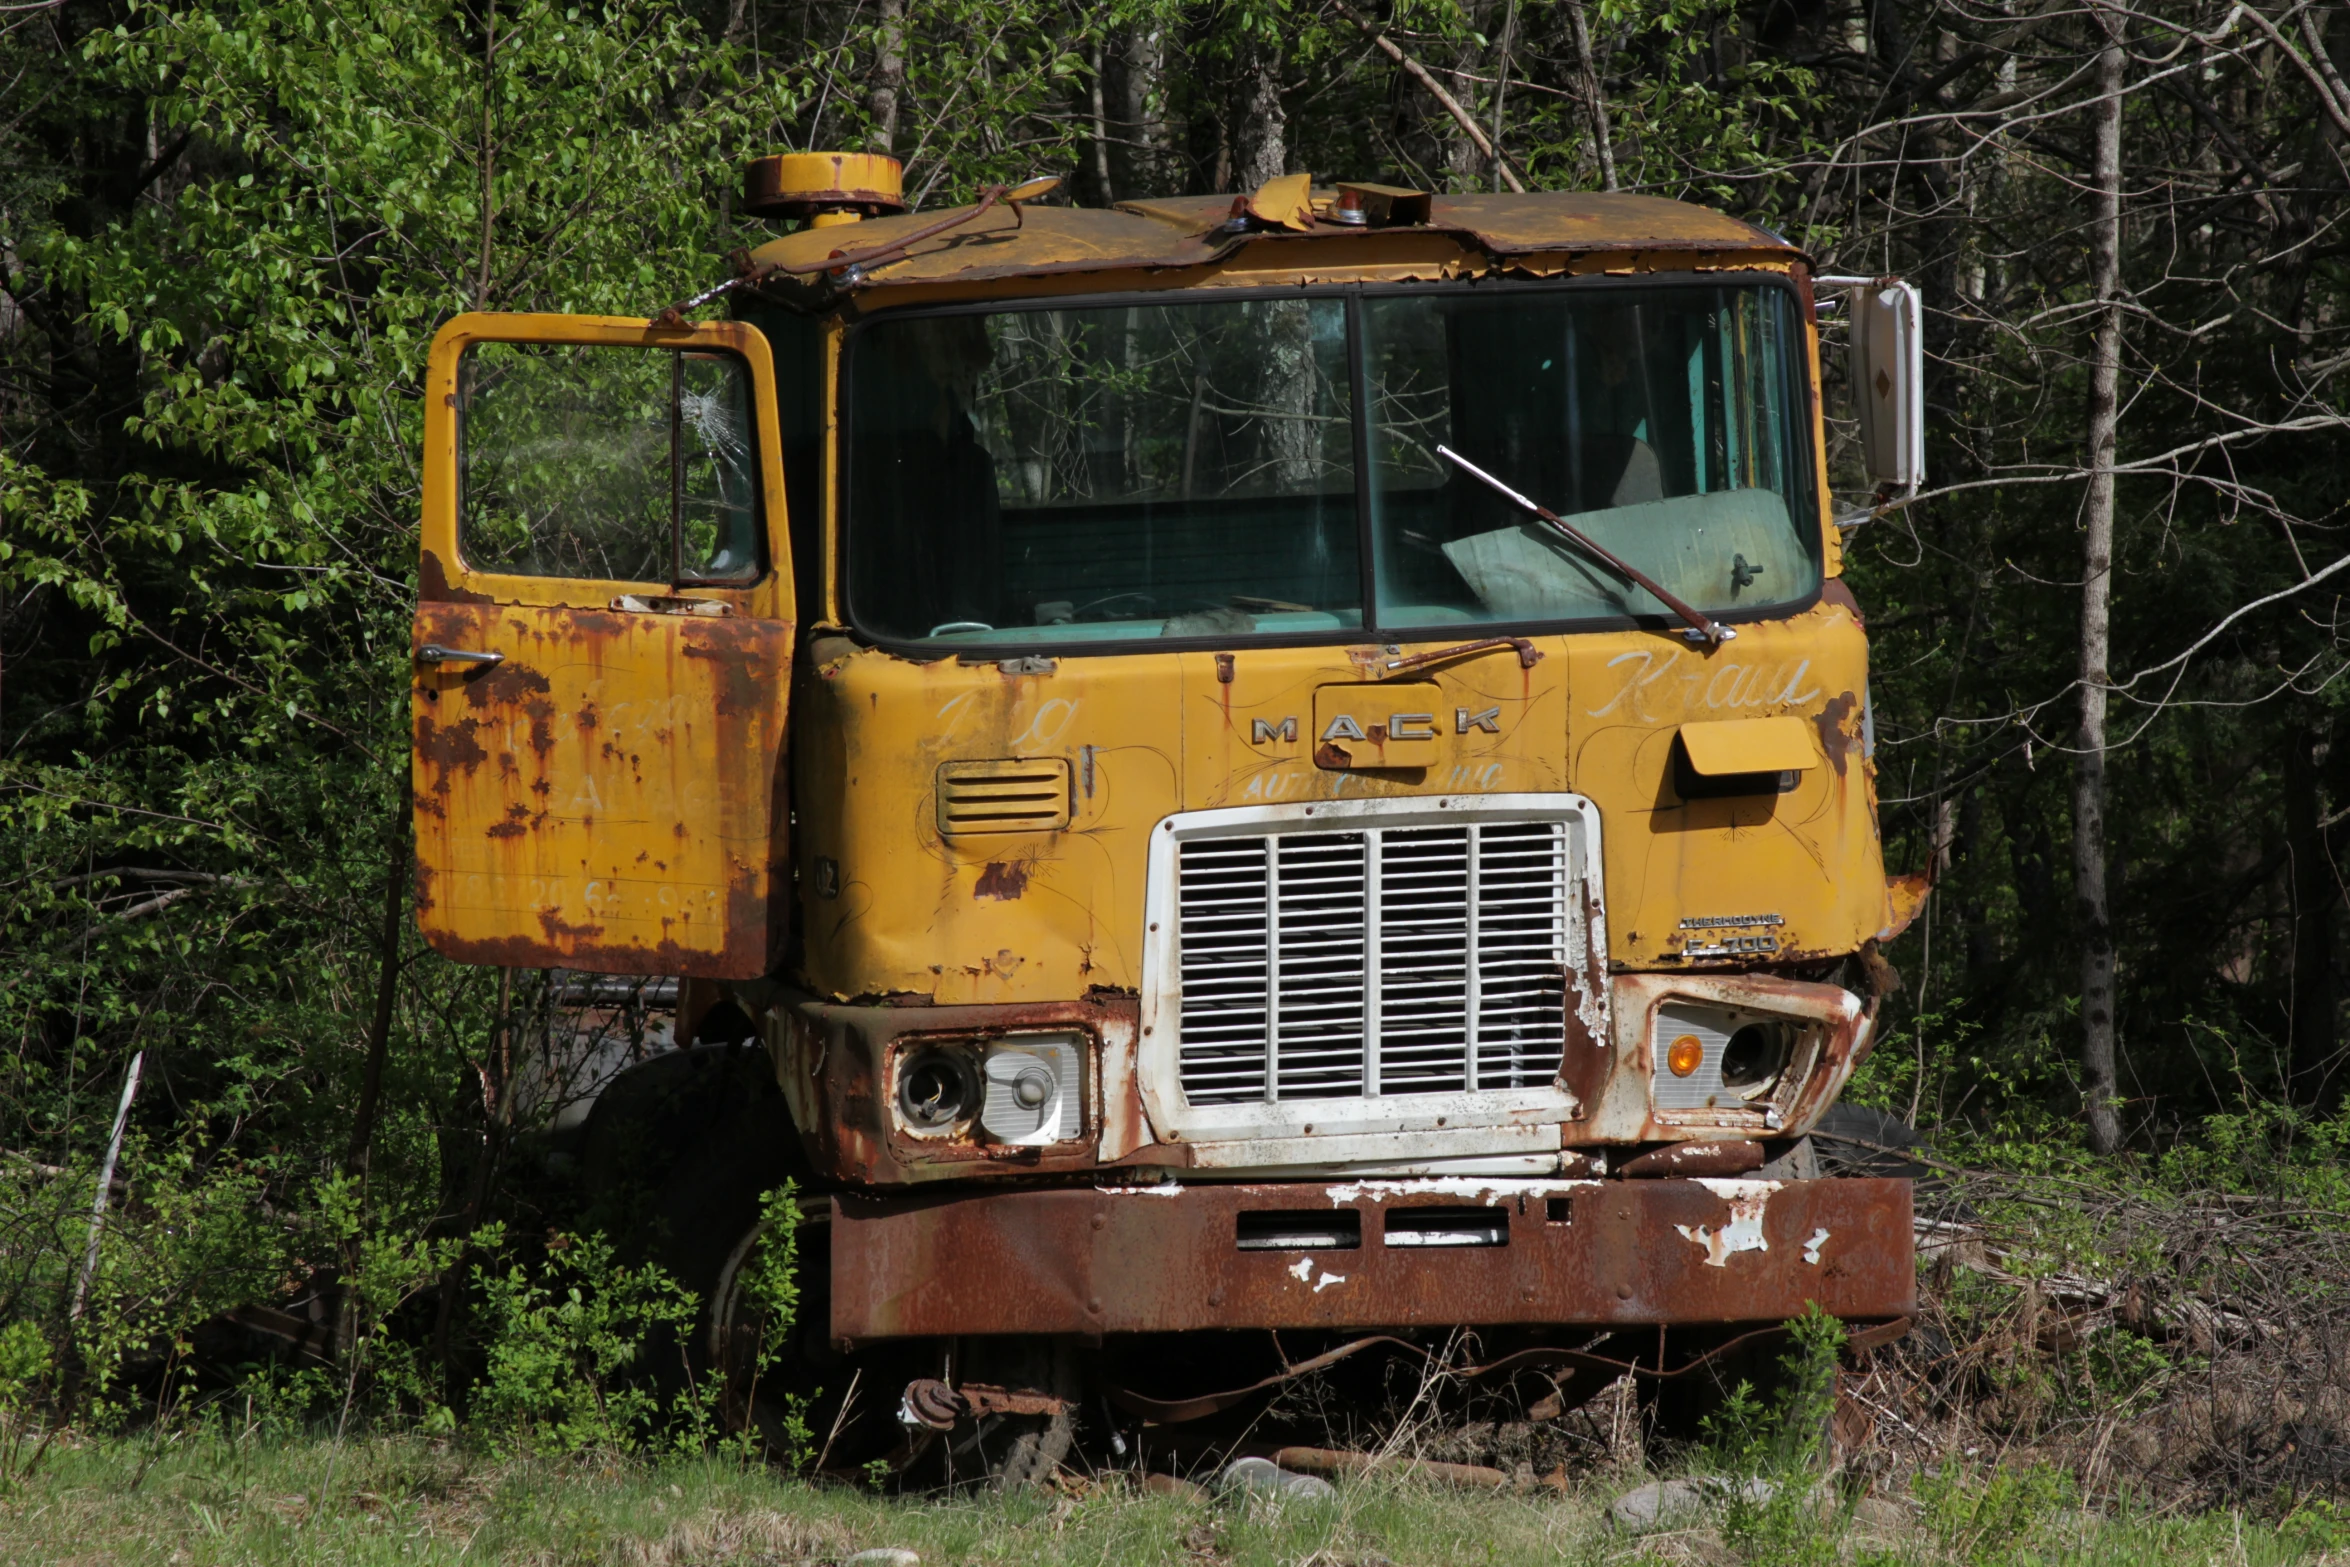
[1236,1209,1361,1251]
[1384,1206,1509,1248]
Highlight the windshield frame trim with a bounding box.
[833,270,1822,659]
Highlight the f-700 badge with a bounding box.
[1674,912,1785,959]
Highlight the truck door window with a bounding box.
[845,297,1359,647]
[1363,285,1815,630]
[458,341,760,584]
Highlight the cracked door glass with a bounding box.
[459,342,760,584]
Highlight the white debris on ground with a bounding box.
[1608,1475,1786,1531]
[1216,1456,1337,1502]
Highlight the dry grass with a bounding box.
[0,1427,2341,1567]
[14,1155,2350,1565]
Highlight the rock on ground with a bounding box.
[1609,1475,1787,1532]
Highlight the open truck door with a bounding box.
[412,314,795,979]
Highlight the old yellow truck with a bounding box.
[411,155,1927,1479]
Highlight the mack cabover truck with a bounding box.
[410,153,1930,1482]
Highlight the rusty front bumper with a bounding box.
[830,1175,1912,1343]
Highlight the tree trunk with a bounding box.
[2286,725,2340,1109]
[474,0,497,310]
[1087,43,1115,205]
[1118,22,1171,196]
[1260,299,1320,487]
[868,0,905,156]
[2074,3,2125,1156]
[337,809,412,1366]
[1488,0,1518,193]
[1232,35,1286,190]
[344,818,411,1178]
[1565,0,1617,191]
[1442,1,1497,189]
[430,966,516,1378]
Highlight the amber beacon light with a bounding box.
[742,152,907,227]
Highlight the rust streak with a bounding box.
[537,907,606,941]
[1618,1140,1765,1179]
[418,550,493,605]
[1813,692,1859,777]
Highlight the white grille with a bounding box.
[1176,819,1572,1105]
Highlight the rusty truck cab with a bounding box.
[411,154,1923,1467]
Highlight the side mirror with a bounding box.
[1841,278,1925,494]
[1842,278,1917,493]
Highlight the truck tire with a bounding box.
[1810,1104,1929,1178]
[941,1337,1080,1491]
[576,1043,812,1392]
[1638,1327,1790,1453]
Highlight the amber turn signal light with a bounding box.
[1666,1035,1705,1077]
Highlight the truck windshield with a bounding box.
[844,283,1814,648]
[1364,286,1811,630]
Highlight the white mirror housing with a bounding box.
[1846,279,1925,493]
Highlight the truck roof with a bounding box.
[743,188,1797,300]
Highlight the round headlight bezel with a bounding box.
[895,1046,979,1132]
[1719,1022,1792,1093]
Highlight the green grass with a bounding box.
[0,1434,2344,1566]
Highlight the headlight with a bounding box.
[896,1047,978,1131]
[1721,1023,1792,1090]
[979,1035,1081,1145]
[1653,1004,1803,1114]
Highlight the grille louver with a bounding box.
[1176,819,1572,1105]
[935,759,1072,835]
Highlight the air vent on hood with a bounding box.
[935,759,1072,836]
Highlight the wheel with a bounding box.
[577,1042,800,1263]
[576,1042,812,1401]
[1810,1104,1928,1178]
[1638,1328,1791,1454]
[706,1203,939,1477]
[708,1205,828,1461]
[940,1336,1081,1491]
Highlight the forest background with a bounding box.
[3,0,2350,1477]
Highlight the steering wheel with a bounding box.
[927,620,994,637]
[1073,592,1156,619]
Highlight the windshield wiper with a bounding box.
[1435,446,1734,647]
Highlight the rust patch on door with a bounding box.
[973,861,1030,901]
[411,602,793,978]
[459,659,551,709]
[484,803,533,840]
[416,716,489,777]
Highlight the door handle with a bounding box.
[417,644,504,668]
